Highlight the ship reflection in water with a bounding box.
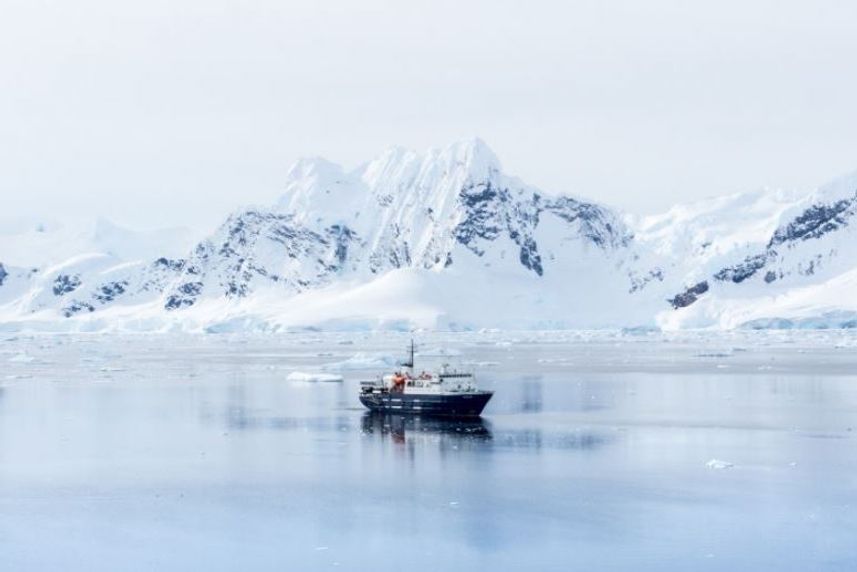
[361,412,492,446]
[360,411,610,452]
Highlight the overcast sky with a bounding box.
[2,0,856,231]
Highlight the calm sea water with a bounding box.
[1,332,856,571]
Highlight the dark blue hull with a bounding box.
[359,391,493,418]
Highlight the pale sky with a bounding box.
[2,0,856,231]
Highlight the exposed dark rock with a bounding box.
[328,224,355,268]
[162,210,364,304]
[697,190,857,296]
[669,281,709,309]
[63,300,95,317]
[714,253,771,284]
[94,280,129,303]
[451,181,630,278]
[518,237,543,276]
[799,256,822,276]
[0,263,6,287]
[454,182,503,255]
[544,198,633,249]
[164,281,203,310]
[629,268,665,293]
[52,274,82,296]
[153,257,185,272]
[368,223,410,273]
[769,191,857,247]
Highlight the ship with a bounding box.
[359,340,493,418]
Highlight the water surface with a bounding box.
[1,332,856,571]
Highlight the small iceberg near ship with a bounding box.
[706,459,735,470]
[286,371,344,383]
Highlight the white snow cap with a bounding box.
[435,137,502,182]
[277,156,362,222]
[811,168,857,203]
[275,137,503,230]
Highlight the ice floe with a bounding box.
[706,459,735,470]
[286,372,344,383]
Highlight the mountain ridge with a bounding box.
[2,139,856,332]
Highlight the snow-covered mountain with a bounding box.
[0,219,199,324]
[1,139,856,332]
[653,171,857,329]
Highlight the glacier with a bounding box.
[2,138,857,332]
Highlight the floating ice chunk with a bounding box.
[8,353,34,363]
[706,459,734,470]
[287,372,344,383]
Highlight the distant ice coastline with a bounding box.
[5,326,857,348]
[6,328,857,381]
[3,313,857,334]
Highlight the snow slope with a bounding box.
[0,217,196,267]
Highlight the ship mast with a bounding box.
[401,339,415,371]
